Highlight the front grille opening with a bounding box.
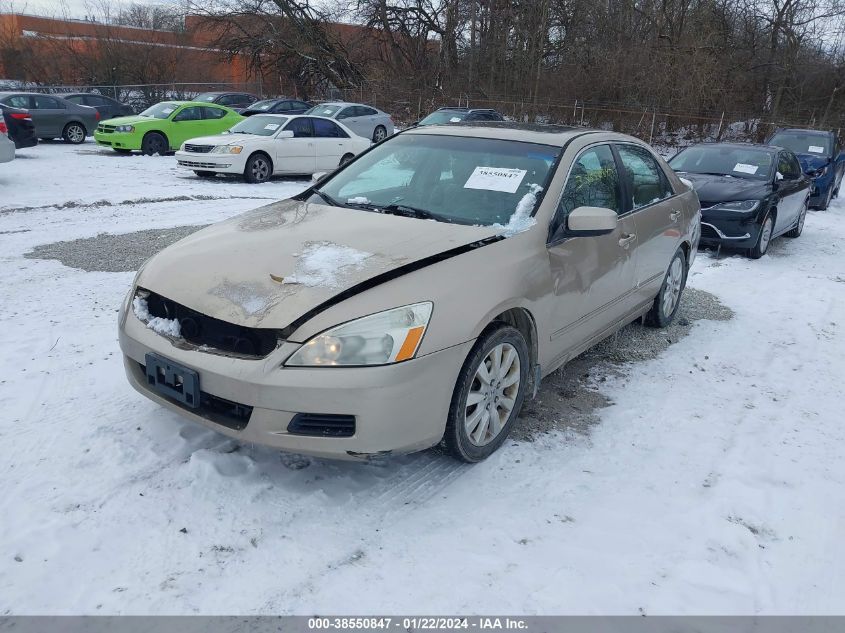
[139,362,252,430]
[140,289,281,358]
[288,413,356,438]
[700,224,720,239]
[185,144,214,153]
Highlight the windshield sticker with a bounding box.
[322,109,335,115]
[450,117,462,122]
[162,107,175,115]
[808,145,825,154]
[733,163,759,175]
[264,123,280,130]
[463,167,527,193]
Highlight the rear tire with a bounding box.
[243,153,272,183]
[645,248,687,328]
[748,213,774,259]
[141,132,168,156]
[443,324,529,463]
[785,199,808,238]
[372,125,387,142]
[62,122,86,144]
[194,170,217,178]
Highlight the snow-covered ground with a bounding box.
[1,142,844,615]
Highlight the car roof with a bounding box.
[681,141,781,153]
[437,107,499,113]
[773,128,831,137]
[314,102,365,107]
[404,121,616,147]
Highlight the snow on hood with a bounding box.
[136,199,499,330]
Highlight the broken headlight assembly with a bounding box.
[285,302,433,367]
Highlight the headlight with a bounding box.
[212,145,243,154]
[179,142,186,151]
[285,302,433,367]
[115,125,134,133]
[712,200,759,212]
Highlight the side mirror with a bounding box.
[276,130,294,139]
[775,171,784,181]
[567,206,618,235]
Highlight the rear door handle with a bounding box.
[618,234,637,249]
[670,210,681,221]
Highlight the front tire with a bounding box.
[443,324,529,462]
[645,248,687,328]
[243,153,272,183]
[141,132,168,156]
[785,199,808,238]
[372,125,387,142]
[62,122,86,144]
[748,213,774,259]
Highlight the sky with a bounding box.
[3,0,184,20]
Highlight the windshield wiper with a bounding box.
[312,189,346,208]
[379,203,446,221]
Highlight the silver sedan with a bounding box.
[0,92,99,144]
[305,102,394,142]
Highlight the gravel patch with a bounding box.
[25,225,207,272]
[514,287,734,441]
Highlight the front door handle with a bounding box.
[670,210,681,221]
[618,233,637,249]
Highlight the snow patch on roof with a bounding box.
[493,184,542,236]
[132,296,181,338]
[284,241,372,288]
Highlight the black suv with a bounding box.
[417,107,505,126]
[194,92,259,111]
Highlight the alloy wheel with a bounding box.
[373,126,387,142]
[66,124,84,143]
[661,256,684,318]
[464,342,521,447]
[251,158,270,181]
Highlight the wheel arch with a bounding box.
[143,129,169,147]
[477,305,539,391]
[247,149,274,172]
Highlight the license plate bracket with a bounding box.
[145,353,200,409]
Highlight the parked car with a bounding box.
[0,92,99,143]
[0,103,37,149]
[669,142,809,258]
[175,114,371,182]
[94,101,243,155]
[61,92,134,120]
[765,128,845,210]
[194,92,259,111]
[241,98,313,117]
[0,125,14,164]
[119,124,699,462]
[417,107,505,126]
[304,102,394,142]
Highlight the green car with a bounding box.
[94,101,244,155]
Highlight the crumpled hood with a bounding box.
[795,153,831,174]
[136,199,499,330]
[680,172,770,205]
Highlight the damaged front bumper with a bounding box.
[120,307,471,460]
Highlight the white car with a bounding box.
[304,102,395,142]
[175,114,372,183]
[0,123,14,164]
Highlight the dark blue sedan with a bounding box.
[766,128,845,209]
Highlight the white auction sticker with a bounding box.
[808,145,825,154]
[322,109,335,115]
[733,163,759,175]
[463,167,527,193]
[450,117,462,122]
[162,107,175,115]
[264,124,280,130]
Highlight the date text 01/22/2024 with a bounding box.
[307,618,528,630]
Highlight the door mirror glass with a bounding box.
[567,206,618,234]
[776,171,784,181]
[276,130,294,139]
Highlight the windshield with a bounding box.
[768,132,831,156]
[419,111,467,125]
[229,115,288,136]
[249,100,276,112]
[139,102,179,119]
[669,145,773,180]
[305,104,341,117]
[195,93,219,103]
[312,134,559,226]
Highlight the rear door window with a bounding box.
[202,106,227,120]
[33,95,63,109]
[313,118,348,138]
